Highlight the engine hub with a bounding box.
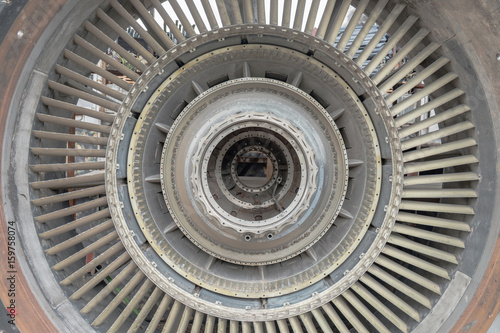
[163,78,345,264]
[106,30,402,319]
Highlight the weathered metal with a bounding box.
[0,0,499,331]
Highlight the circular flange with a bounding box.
[162,78,344,265]
[224,143,280,196]
[106,26,402,321]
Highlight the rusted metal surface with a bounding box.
[0,0,66,332]
[451,234,500,333]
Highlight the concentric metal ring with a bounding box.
[190,110,318,234]
[105,29,400,320]
[163,79,338,263]
[226,144,279,195]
